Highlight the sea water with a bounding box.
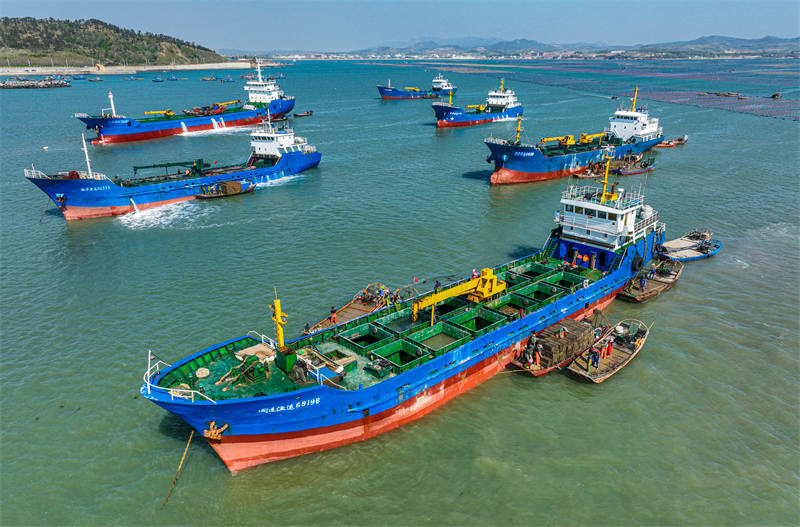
[0,60,798,525]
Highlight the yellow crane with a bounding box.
[540,135,575,146]
[144,109,175,116]
[215,99,241,107]
[465,104,486,112]
[403,87,420,92]
[412,268,506,325]
[578,132,606,144]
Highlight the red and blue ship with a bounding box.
[77,61,294,144]
[26,124,320,220]
[140,171,666,472]
[377,74,456,99]
[433,79,522,128]
[486,89,663,184]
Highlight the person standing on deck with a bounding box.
[590,348,600,370]
[434,280,442,293]
[605,337,614,359]
[639,275,647,291]
[535,342,543,366]
[330,306,337,325]
[471,269,479,279]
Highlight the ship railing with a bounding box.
[561,185,644,209]
[556,212,620,236]
[143,350,217,404]
[23,168,48,179]
[55,170,109,180]
[247,331,278,350]
[633,212,659,233]
[301,145,317,154]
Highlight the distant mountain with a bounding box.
[0,17,225,66]
[637,35,800,52]
[219,34,799,58]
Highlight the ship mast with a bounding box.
[631,85,638,111]
[81,133,94,178]
[256,58,263,83]
[271,288,288,349]
[514,115,523,144]
[600,152,614,204]
[108,91,117,117]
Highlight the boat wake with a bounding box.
[253,173,307,188]
[117,200,219,230]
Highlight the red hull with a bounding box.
[91,114,284,145]
[436,117,501,128]
[490,166,588,185]
[61,195,194,220]
[208,287,622,472]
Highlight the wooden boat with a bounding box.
[616,160,656,176]
[653,136,687,148]
[308,283,419,332]
[617,260,683,302]
[659,239,722,262]
[509,317,606,377]
[567,319,651,383]
[87,77,103,82]
[195,181,254,200]
[293,111,313,117]
[201,76,217,81]
[658,228,712,253]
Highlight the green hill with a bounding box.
[0,17,226,67]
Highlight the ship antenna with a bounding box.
[631,85,638,111]
[108,91,117,117]
[81,133,93,178]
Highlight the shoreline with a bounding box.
[0,61,284,77]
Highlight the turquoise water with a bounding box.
[1,61,798,525]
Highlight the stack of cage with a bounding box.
[536,318,594,367]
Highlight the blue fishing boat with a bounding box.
[432,79,522,128]
[657,229,722,261]
[140,167,666,472]
[26,122,320,220]
[377,74,457,99]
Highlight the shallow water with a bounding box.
[1,60,798,525]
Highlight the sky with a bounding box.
[2,0,799,52]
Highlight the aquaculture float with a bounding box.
[140,166,666,472]
[75,60,295,144]
[377,74,457,99]
[432,79,521,127]
[26,123,320,220]
[485,87,663,185]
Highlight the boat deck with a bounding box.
[617,262,682,302]
[567,320,649,383]
[155,251,618,401]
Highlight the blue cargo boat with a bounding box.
[26,123,320,220]
[75,60,295,144]
[377,74,457,99]
[433,79,522,128]
[140,169,666,472]
[485,87,663,184]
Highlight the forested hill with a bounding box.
[0,17,225,66]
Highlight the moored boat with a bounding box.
[485,87,663,185]
[509,317,603,377]
[293,110,312,117]
[658,238,722,262]
[567,319,651,383]
[195,180,255,199]
[75,60,295,144]
[140,166,666,472]
[653,135,688,148]
[433,79,521,128]
[615,159,656,175]
[26,123,320,220]
[617,260,683,302]
[377,74,457,100]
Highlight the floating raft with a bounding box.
[617,261,683,302]
[567,319,651,383]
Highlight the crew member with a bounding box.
[330,306,337,325]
